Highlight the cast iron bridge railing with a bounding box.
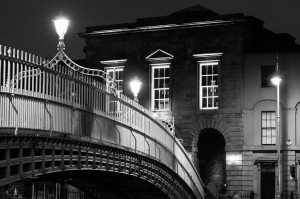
[0,45,205,199]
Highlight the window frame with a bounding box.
[261,111,276,145]
[151,63,170,111]
[199,61,219,110]
[105,66,124,94]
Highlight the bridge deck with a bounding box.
[0,45,205,199]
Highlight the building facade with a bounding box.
[79,5,300,198]
[244,52,300,198]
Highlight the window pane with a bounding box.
[202,65,207,75]
[208,88,213,96]
[165,89,169,98]
[208,76,212,85]
[271,113,276,119]
[165,78,169,87]
[212,75,218,85]
[262,129,266,136]
[165,99,169,109]
[208,65,212,74]
[154,79,159,88]
[154,100,159,110]
[213,65,218,74]
[208,98,212,107]
[214,98,218,107]
[202,99,207,108]
[267,119,270,127]
[262,120,266,127]
[202,88,207,97]
[202,76,207,86]
[159,101,164,109]
[159,79,164,87]
[159,68,164,78]
[271,120,275,127]
[271,129,276,137]
[155,90,159,99]
[165,68,169,77]
[214,87,218,96]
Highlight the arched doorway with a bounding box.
[198,128,226,197]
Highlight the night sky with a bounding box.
[1,0,299,60]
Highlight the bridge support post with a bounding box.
[19,145,23,176]
[5,147,10,178]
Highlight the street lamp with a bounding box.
[50,17,116,91]
[129,77,142,102]
[271,74,282,199]
[53,17,69,51]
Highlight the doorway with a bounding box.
[261,163,275,199]
[198,128,225,196]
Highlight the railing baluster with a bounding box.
[11,49,16,93]
[3,46,7,56]
[20,57,24,95]
[0,49,2,92]
[3,55,7,92]
[16,50,19,93]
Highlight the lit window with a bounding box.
[106,67,124,94]
[199,62,218,109]
[151,64,170,111]
[261,111,276,145]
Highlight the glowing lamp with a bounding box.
[226,154,242,165]
[271,75,282,86]
[130,77,142,102]
[54,18,69,40]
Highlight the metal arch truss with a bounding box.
[46,50,116,92]
[0,134,196,199]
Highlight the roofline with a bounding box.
[79,18,246,37]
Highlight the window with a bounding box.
[146,49,173,111]
[261,65,276,87]
[101,59,126,115]
[101,59,127,94]
[151,64,170,111]
[261,111,276,145]
[199,62,218,109]
[106,67,124,94]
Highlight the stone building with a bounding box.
[79,5,300,198]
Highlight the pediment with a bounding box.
[146,49,174,61]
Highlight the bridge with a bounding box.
[0,19,204,199]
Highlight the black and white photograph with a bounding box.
[1,1,300,198]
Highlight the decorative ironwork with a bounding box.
[0,134,195,199]
[46,50,116,91]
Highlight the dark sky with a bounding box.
[1,0,299,60]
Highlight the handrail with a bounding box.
[0,44,204,199]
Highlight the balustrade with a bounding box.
[0,44,204,199]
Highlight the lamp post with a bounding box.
[129,77,142,102]
[52,17,116,91]
[271,75,282,199]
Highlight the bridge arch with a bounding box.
[0,135,193,199]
